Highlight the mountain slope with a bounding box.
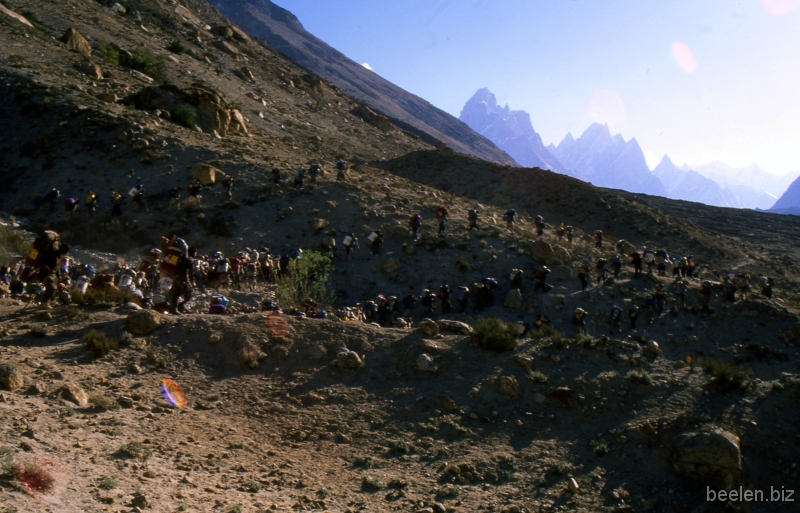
[458,88,568,173]
[552,123,665,196]
[653,155,741,208]
[694,161,796,210]
[771,174,800,213]
[210,0,516,166]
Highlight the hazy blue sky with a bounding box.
[272,0,800,176]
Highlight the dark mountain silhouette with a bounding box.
[458,88,567,173]
[211,0,516,165]
[771,174,800,213]
[551,123,665,196]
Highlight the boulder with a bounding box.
[61,383,89,407]
[673,428,741,489]
[309,218,330,233]
[436,319,473,335]
[416,353,439,372]
[281,207,294,217]
[191,163,222,185]
[336,350,364,370]
[402,244,415,256]
[550,265,572,282]
[125,310,163,336]
[110,2,127,14]
[350,105,394,132]
[0,364,24,390]
[530,240,556,263]
[553,246,571,263]
[497,376,522,400]
[79,64,103,79]
[503,289,523,309]
[386,225,411,239]
[60,28,92,56]
[418,319,439,337]
[381,258,402,274]
[214,40,239,55]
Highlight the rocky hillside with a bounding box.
[210,0,516,166]
[2,1,800,513]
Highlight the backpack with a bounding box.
[222,176,231,187]
[504,209,516,221]
[436,206,447,219]
[481,277,498,289]
[468,209,478,221]
[26,231,60,269]
[336,160,346,171]
[410,214,422,228]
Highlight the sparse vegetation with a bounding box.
[576,332,596,348]
[119,441,152,462]
[471,317,518,352]
[85,330,119,358]
[363,476,385,490]
[166,40,186,54]
[27,323,46,338]
[392,440,411,454]
[174,105,198,127]
[594,443,610,456]
[242,479,262,493]
[88,393,113,411]
[0,217,29,265]
[626,368,653,385]
[96,41,120,65]
[0,446,14,478]
[123,48,168,78]
[275,250,336,308]
[355,455,373,469]
[99,476,117,490]
[702,358,753,392]
[528,370,549,384]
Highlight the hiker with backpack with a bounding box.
[566,225,574,247]
[556,222,566,241]
[336,159,347,182]
[343,233,358,260]
[370,231,384,256]
[110,190,125,217]
[468,207,480,230]
[456,286,469,313]
[628,305,639,330]
[761,276,774,299]
[271,167,282,184]
[577,264,589,292]
[410,214,422,241]
[595,258,608,285]
[510,269,524,290]
[630,250,643,278]
[168,245,196,315]
[294,166,306,188]
[131,182,147,211]
[308,162,320,185]
[611,253,622,279]
[64,197,79,217]
[222,174,235,200]
[401,293,417,318]
[85,191,98,217]
[438,284,452,315]
[168,187,181,210]
[27,231,70,309]
[436,206,448,234]
[534,215,545,237]
[593,230,603,249]
[504,209,517,232]
[188,180,202,199]
[609,305,623,334]
[572,308,588,335]
[420,289,436,317]
[481,277,498,306]
[44,188,60,215]
[533,267,551,293]
[655,283,666,315]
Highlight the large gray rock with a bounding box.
[0,364,24,390]
[504,289,523,309]
[530,240,555,263]
[497,376,522,400]
[553,246,571,263]
[386,225,411,239]
[381,258,402,274]
[418,319,439,337]
[416,353,439,372]
[673,428,741,489]
[125,310,163,336]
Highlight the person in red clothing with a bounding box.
[230,255,242,290]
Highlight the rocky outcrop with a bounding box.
[60,383,89,407]
[673,428,741,489]
[416,353,438,372]
[0,4,34,28]
[351,105,394,133]
[131,84,249,137]
[60,28,92,56]
[418,319,439,337]
[125,310,163,336]
[191,163,224,185]
[503,289,523,309]
[0,364,24,390]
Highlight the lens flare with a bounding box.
[161,378,187,408]
[672,41,698,73]
[759,0,800,17]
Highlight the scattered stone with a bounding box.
[207,333,222,344]
[281,207,294,217]
[110,2,126,14]
[118,396,134,408]
[125,302,142,310]
[309,218,330,233]
[418,319,439,337]
[381,258,402,274]
[497,376,522,400]
[0,364,25,390]
[436,319,473,335]
[125,310,163,336]
[336,350,364,370]
[568,477,580,493]
[530,240,556,263]
[79,64,103,79]
[60,382,89,407]
[402,243,416,256]
[416,353,439,372]
[673,427,741,489]
[190,163,223,185]
[96,93,118,103]
[128,364,143,375]
[27,382,47,395]
[420,340,439,352]
[310,345,328,362]
[60,28,92,56]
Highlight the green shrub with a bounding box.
[88,393,113,411]
[119,441,152,461]
[363,476,385,490]
[96,41,120,65]
[173,105,197,127]
[703,358,753,392]
[0,217,30,265]
[99,475,117,490]
[576,332,596,348]
[393,440,411,454]
[0,446,13,478]
[28,323,47,338]
[354,455,373,469]
[471,317,518,352]
[593,443,610,456]
[626,369,652,385]
[274,250,335,308]
[85,330,118,357]
[166,40,186,54]
[125,49,167,78]
[528,371,549,384]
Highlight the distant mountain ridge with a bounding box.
[653,155,741,208]
[211,0,516,165]
[771,174,800,212]
[551,122,666,196]
[458,88,567,173]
